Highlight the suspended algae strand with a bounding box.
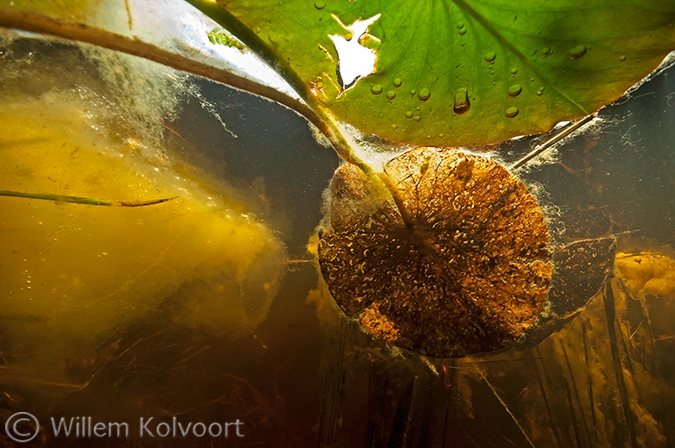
[318,147,552,358]
[207,28,246,51]
[0,190,176,207]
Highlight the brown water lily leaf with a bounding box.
[318,147,552,357]
[519,237,617,348]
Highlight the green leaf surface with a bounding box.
[209,0,675,147]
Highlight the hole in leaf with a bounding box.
[329,13,381,92]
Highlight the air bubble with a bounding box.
[505,107,519,118]
[484,51,496,63]
[371,84,383,95]
[314,1,326,9]
[418,88,431,101]
[508,84,522,97]
[386,90,396,100]
[393,77,403,87]
[405,111,413,119]
[453,87,470,115]
[568,45,587,59]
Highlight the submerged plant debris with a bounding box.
[318,147,553,357]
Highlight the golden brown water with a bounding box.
[0,88,286,346]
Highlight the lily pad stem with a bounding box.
[0,6,370,178]
[183,0,371,173]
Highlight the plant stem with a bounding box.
[182,0,372,173]
[0,5,397,210]
[530,354,563,447]
[602,280,638,448]
[0,9,336,155]
[560,339,593,448]
[0,5,374,172]
[477,368,536,448]
[0,190,176,207]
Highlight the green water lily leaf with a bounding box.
[200,0,675,147]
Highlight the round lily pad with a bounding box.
[318,147,552,357]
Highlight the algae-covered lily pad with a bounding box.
[318,147,553,357]
[318,147,618,357]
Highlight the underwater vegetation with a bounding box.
[319,148,554,357]
[0,0,675,446]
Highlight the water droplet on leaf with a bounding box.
[453,87,470,115]
[506,107,519,118]
[536,87,545,96]
[457,22,465,29]
[413,115,421,122]
[568,45,587,59]
[405,111,413,119]
[371,84,383,95]
[314,1,326,9]
[508,84,522,97]
[619,55,627,61]
[484,51,496,63]
[386,90,396,100]
[418,88,431,101]
[542,47,552,56]
[510,68,518,75]
[393,77,403,87]
[458,28,466,35]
